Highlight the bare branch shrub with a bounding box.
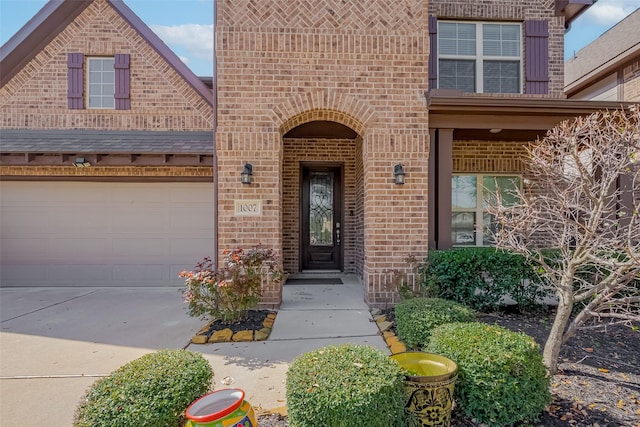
[488,107,640,373]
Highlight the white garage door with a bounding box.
[0,181,214,287]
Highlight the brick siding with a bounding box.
[0,0,213,131]
[623,59,640,101]
[216,0,430,305]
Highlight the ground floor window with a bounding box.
[451,174,520,246]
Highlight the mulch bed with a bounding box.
[199,309,274,337]
[257,307,640,427]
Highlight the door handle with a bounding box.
[336,222,341,246]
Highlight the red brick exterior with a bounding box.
[0,0,213,131]
[216,0,430,305]
[1,0,584,307]
[623,59,640,101]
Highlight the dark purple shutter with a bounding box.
[429,15,438,91]
[114,53,130,110]
[67,53,84,109]
[525,20,549,94]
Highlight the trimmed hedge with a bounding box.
[395,297,476,349]
[286,344,405,427]
[418,248,551,312]
[425,322,551,427]
[74,349,213,427]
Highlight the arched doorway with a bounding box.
[281,120,363,274]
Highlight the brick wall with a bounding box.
[453,140,527,173]
[623,59,640,101]
[216,0,430,305]
[0,0,213,131]
[429,0,566,97]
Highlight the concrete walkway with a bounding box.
[0,276,386,425]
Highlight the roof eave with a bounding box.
[0,0,93,88]
[556,0,596,30]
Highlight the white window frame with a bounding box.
[438,21,522,94]
[87,57,115,109]
[452,174,521,247]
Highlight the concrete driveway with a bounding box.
[0,281,385,426]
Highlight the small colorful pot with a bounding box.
[185,388,256,427]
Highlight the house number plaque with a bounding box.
[234,199,262,216]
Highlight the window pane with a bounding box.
[452,212,476,245]
[102,96,115,109]
[309,172,334,247]
[87,58,115,109]
[482,212,497,246]
[452,175,477,209]
[483,24,520,56]
[439,59,475,92]
[483,60,519,93]
[439,22,476,56]
[482,176,520,208]
[88,96,101,108]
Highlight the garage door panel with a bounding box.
[169,208,213,234]
[1,209,50,235]
[48,207,109,234]
[111,211,169,233]
[169,238,214,258]
[112,238,168,260]
[49,238,111,262]
[1,181,213,287]
[1,238,50,262]
[1,265,49,283]
[113,265,166,281]
[51,265,111,282]
[110,184,169,203]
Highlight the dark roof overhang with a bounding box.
[0,0,213,107]
[427,89,634,141]
[0,129,214,166]
[555,0,596,30]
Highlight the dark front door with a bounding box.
[301,165,343,270]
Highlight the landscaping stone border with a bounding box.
[190,312,277,344]
[371,308,406,354]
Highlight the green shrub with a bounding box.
[395,297,476,349]
[286,344,405,427]
[418,248,551,312]
[74,349,213,427]
[425,322,551,426]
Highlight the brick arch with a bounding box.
[271,90,377,136]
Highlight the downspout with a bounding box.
[212,0,219,267]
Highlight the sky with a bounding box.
[1,0,639,76]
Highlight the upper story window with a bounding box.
[88,57,115,109]
[438,22,522,94]
[67,53,130,110]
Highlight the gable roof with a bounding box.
[0,0,213,107]
[565,8,640,96]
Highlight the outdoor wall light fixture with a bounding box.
[73,157,91,167]
[393,163,405,185]
[241,162,253,184]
